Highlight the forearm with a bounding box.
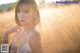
[3,32,9,44]
[3,26,18,44]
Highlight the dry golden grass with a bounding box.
[0,9,16,44]
[39,4,80,53]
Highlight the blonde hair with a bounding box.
[15,0,40,26]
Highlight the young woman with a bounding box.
[4,0,43,53]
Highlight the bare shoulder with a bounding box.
[30,29,40,38]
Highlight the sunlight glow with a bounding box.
[45,0,61,3]
[35,0,39,5]
[35,0,61,4]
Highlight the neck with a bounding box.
[21,23,35,32]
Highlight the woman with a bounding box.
[4,0,43,53]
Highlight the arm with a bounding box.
[3,32,8,43]
[29,31,43,53]
[5,26,19,34]
[3,26,18,44]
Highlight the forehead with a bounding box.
[17,4,32,11]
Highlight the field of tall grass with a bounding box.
[0,9,16,44]
[39,4,80,53]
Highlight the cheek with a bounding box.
[25,17,33,22]
[25,13,33,21]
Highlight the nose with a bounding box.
[17,12,24,19]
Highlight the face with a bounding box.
[17,4,34,26]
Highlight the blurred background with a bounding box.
[0,0,80,53]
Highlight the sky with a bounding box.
[0,0,17,5]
